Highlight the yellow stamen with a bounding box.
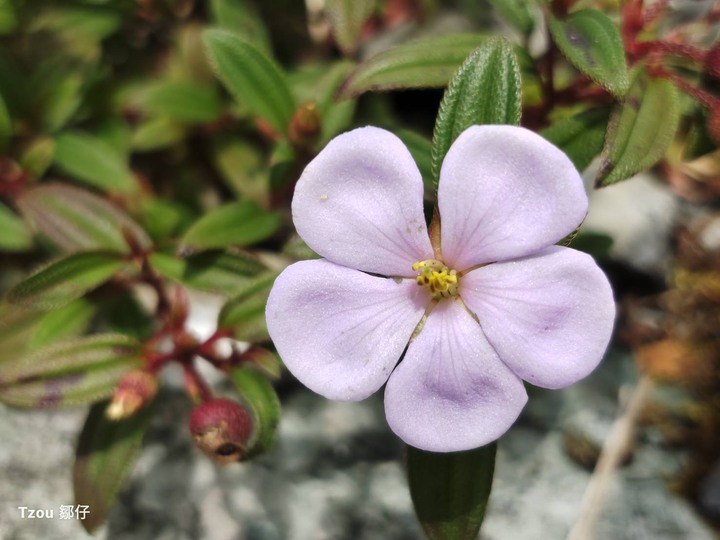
[413,259,459,300]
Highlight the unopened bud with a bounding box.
[289,101,322,148]
[106,370,158,420]
[189,399,253,464]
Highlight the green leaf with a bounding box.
[95,119,132,158]
[6,251,127,310]
[431,38,521,184]
[0,90,10,147]
[407,444,496,540]
[130,117,186,152]
[180,200,281,254]
[16,183,151,253]
[29,298,96,349]
[0,0,17,34]
[138,198,191,241]
[212,138,269,206]
[240,346,282,379]
[596,68,680,186]
[150,251,266,296]
[0,202,33,252]
[74,398,154,533]
[325,0,375,56]
[0,334,142,408]
[39,71,86,133]
[20,136,56,179]
[218,272,278,341]
[570,231,613,259]
[229,366,280,459]
[0,304,43,362]
[141,80,223,124]
[38,6,122,42]
[286,61,356,145]
[548,9,629,98]
[338,34,488,98]
[541,106,611,171]
[488,0,534,35]
[209,0,271,53]
[203,29,295,134]
[54,131,139,194]
[94,294,154,342]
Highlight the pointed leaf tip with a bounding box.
[431,38,522,185]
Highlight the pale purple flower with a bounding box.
[266,125,615,452]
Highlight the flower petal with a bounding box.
[266,259,429,401]
[384,299,528,452]
[438,125,588,270]
[461,246,615,389]
[292,126,433,277]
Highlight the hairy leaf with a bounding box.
[339,34,488,98]
[431,38,521,185]
[131,117,186,152]
[17,183,151,253]
[203,29,295,134]
[7,251,127,310]
[0,201,33,251]
[488,0,534,35]
[548,9,629,98]
[212,138,269,206]
[150,250,266,296]
[541,106,611,171]
[229,366,280,458]
[54,131,138,194]
[141,80,223,124]
[0,334,142,408]
[325,0,375,56]
[596,68,680,186]
[74,399,154,533]
[180,200,281,254]
[218,272,278,341]
[30,298,96,349]
[210,0,271,53]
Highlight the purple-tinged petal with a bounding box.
[384,299,528,452]
[438,125,588,270]
[266,259,429,401]
[292,127,433,277]
[461,246,615,389]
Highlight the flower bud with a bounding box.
[289,101,322,148]
[106,370,158,420]
[189,398,253,464]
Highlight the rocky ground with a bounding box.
[0,346,716,539]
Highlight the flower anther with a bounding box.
[413,260,459,299]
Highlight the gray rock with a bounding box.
[0,360,716,539]
[583,172,678,277]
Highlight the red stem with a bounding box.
[183,362,213,403]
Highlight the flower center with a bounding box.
[412,259,459,300]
